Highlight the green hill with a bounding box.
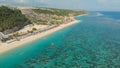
[33,8,86,16]
[0,6,31,34]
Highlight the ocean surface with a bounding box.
[0,11,120,68]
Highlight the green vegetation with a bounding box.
[32,28,37,31]
[27,30,33,33]
[31,8,86,25]
[0,6,87,34]
[27,28,37,34]
[12,32,19,38]
[0,6,31,34]
[33,8,86,16]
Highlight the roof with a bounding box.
[0,32,8,39]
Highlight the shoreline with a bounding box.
[75,14,88,17]
[0,18,80,54]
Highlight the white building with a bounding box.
[0,32,8,41]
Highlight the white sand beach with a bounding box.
[0,19,79,54]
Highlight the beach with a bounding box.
[0,19,79,54]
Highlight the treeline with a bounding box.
[33,8,87,16]
[0,6,31,34]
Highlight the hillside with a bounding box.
[33,8,86,16]
[0,6,31,34]
[20,7,87,25]
[0,6,87,34]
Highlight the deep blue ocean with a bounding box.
[0,11,120,68]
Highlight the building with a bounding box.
[0,32,8,41]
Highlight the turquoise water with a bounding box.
[0,12,120,68]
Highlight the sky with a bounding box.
[0,0,120,11]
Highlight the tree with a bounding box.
[0,6,31,34]
[32,28,37,31]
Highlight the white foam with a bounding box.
[96,12,104,16]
